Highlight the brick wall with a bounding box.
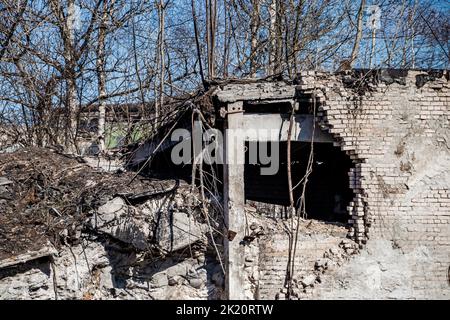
[293,69,450,299]
[251,70,449,299]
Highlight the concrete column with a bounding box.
[223,101,247,299]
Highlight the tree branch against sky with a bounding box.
[0,0,448,150]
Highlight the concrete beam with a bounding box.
[241,114,333,143]
[216,82,296,103]
[223,101,247,300]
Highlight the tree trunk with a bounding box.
[349,0,366,68]
[275,0,284,74]
[291,0,303,75]
[369,28,376,68]
[191,0,205,85]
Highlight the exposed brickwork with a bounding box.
[257,223,348,299]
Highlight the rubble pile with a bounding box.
[0,148,224,299]
[291,239,360,298]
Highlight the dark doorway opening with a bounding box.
[244,141,353,223]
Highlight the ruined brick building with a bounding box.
[212,69,449,299]
[0,69,448,300]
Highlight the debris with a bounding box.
[227,230,237,241]
[211,271,224,287]
[166,263,188,279]
[154,210,207,253]
[197,255,206,264]
[301,274,317,287]
[0,144,23,154]
[329,247,340,255]
[151,272,169,288]
[0,147,223,300]
[314,258,331,271]
[89,197,151,251]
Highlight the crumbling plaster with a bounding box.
[216,69,449,299]
[1,70,448,300]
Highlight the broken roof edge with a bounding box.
[0,243,57,269]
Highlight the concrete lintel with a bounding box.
[244,99,295,105]
[216,82,296,103]
[241,113,333,143]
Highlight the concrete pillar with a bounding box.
[223,101,247,299]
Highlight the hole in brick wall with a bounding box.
[448,266,450,286]
[244,141,353,223]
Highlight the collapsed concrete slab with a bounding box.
[1,69,449,300]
